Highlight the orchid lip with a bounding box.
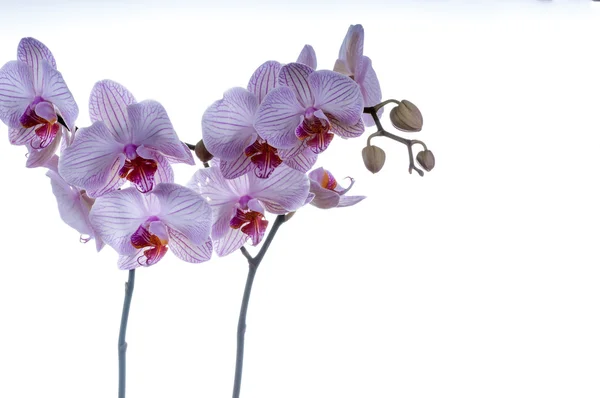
[229,207,268,246]
[244,139,282,179]
[130,223,169,266]
[118,155,158,193]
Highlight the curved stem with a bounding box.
[232,264,257,398]
[118,270,136,398]
[233,214,288,398]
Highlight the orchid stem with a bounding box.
[233,214,288,398]
[118,270,136,398]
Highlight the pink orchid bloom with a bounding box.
[188,162,309,257]
[334,24,382,127]
[308,167,365,209]
[254,62,364,156]
[202,61,317,180]
[89,183,212,270]
[47,169,105,251]
[0,38,78,168]
[58,80,194,197]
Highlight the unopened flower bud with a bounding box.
[416,150,435,172]
[194,139,213,162]
[362,145,386,173]
[390,100,423,132]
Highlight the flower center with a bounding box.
[320,169,338,191]
[244,139,283,179]
[130,223,169,266]
[295,107,334,154]
[230,207,268,246]
[118,146,159,193]
[19,96,59,149]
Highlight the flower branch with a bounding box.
[233,214,288,398]
[118,269,136,398]
[362,101,435,176]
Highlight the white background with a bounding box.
[0,1,599,397]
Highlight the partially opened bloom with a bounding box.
[59,80,193,197]
[0,38,78,167]
[334,24,382,127]
[255,63,364,156]
[47,169,104,251]
[89,183,212,269]
[189,162,309,257]
[203,61,317,180]
[308,167,366,209]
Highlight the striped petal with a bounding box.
[296,45,317,70]
[278,63,314,108]
[128,100,191,162]
[0,61,35,128]
[151,183,212,246]
[9,125,36,145]
[337,24,364,76]
[25,128,61,169]
[355,55,382,127]
[248,164,309,214]
[308,179,340,209]
[220,153,253,180]
[40,60,78,131]
[168,229,213,263]
[247,60,281,104]
[310,70,363,126]
[89,80,136,143]
[214,227,248,257]
[58,121,125,197]
[89,187,150,255]
[281,144,318,173]
[329,116,364,138]
[17,37,57,93]
[254,86,303,149]
[202,87,258,161]
[338,195,366,207]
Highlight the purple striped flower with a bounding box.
[254,62,364,156]
[308,167,365,209]
[334,24,382,127]
[0,38,78,168]
[202,60,318,181]
[188,162,309,257]
[89,183,212,269]
[58,80,194,197]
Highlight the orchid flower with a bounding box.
[89,183,212,269]
[47,169,105,251]
[254,62,364,157]
[58,80,193,197]
[202,60,319,180]
[188,161,309,257]
[334,24,382,127]
[0,37,78,168]
[308,167,365,209]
